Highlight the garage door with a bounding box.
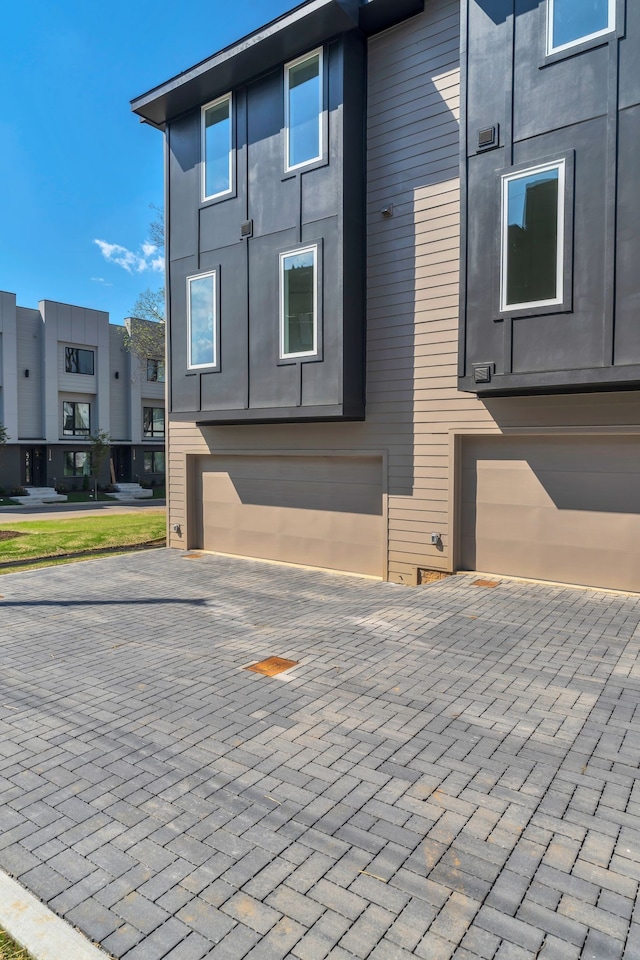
[196,454,385,577]
[460,435,640,592]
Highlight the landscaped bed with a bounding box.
[0,513,166,572]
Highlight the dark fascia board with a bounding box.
[358,0,424,35]
[131,0,360,126]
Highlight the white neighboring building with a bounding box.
[0,291,165,491]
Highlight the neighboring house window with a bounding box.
[143,406,165,438]
[187,272,217,368]
[144,451,165,474]
[63,401,91,436]
[147,358,165,382]
[65,347,94,375]
[285,48,323,171]
[280,245,318,359]
[547,0,615,54]
[64,451,91,477]
[501,161,565,311]
[202,93,232,201]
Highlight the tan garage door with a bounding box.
[196,454,385,577]
[460,435,640,592]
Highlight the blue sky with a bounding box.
[0,0,294,325]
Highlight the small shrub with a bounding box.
[82,475,90,491]
[55,483,68,494]
[10,486,27,497]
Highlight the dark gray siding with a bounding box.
[460,0,640,395]
[167,32,366,422]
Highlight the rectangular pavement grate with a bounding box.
[473,579,502,588]
[244,657,298,677]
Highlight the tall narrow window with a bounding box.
[280,246,317,359]
[285,49,322,171]
[188,272,217,369]
[501,161,565,311]
[202,94,232,201]
[143,406,165,438]
[547,0,615,54]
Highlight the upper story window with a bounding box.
[147,358,165,383]
[187,272,217,369]
[202,93,232,201]
[143,406,165,438]
[501,161,565,312]
[285,49,323,171]
[65,347,94,375]
[280,245,318,359]
[63,401,91,436]
[547,0,615,54]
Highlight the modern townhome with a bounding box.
[0,292,165,491]
[131,0,640,593]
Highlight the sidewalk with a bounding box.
[0,500,165,522]
[0,550,638,959]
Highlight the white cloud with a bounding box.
[90,276,112,286]
[94,238,164,274]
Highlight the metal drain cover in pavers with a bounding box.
[181,551,204,559]
[473,578,502,587]
[244,656,298,676]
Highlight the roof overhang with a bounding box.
[131,0,360,127]
[131,0,425,127]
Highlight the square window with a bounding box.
[285,49,323,171]
[63,401,91,436]
[280,246,318,359]
[65,347,94,375]
[144,451,165,474]
[64,451,91,477]
[501,162,565,312]
[187,272,217,369]
[202,94,232,201]
[547,0,615,54]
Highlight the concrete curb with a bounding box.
[0,872,110,960]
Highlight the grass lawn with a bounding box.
[0,513,166,569]
[0,929,32,960]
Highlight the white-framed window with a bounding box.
[285,48,323,172]
[65,347,94,375]
[187,271,217,369]
[547,0,615,55]
[279,245,318,359]
[500,160,565,312]
[201,93,233,201]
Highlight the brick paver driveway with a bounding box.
[1,551,639,960]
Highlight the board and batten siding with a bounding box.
[166,0,470,583]
[16,308,43,440]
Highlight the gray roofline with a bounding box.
[130,0,424,126]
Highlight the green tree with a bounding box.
[89,430,111,500]
[124,205,165,366]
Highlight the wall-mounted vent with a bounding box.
[477,124,498,151]
[240,220,253,239]
[473,363,495,384]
